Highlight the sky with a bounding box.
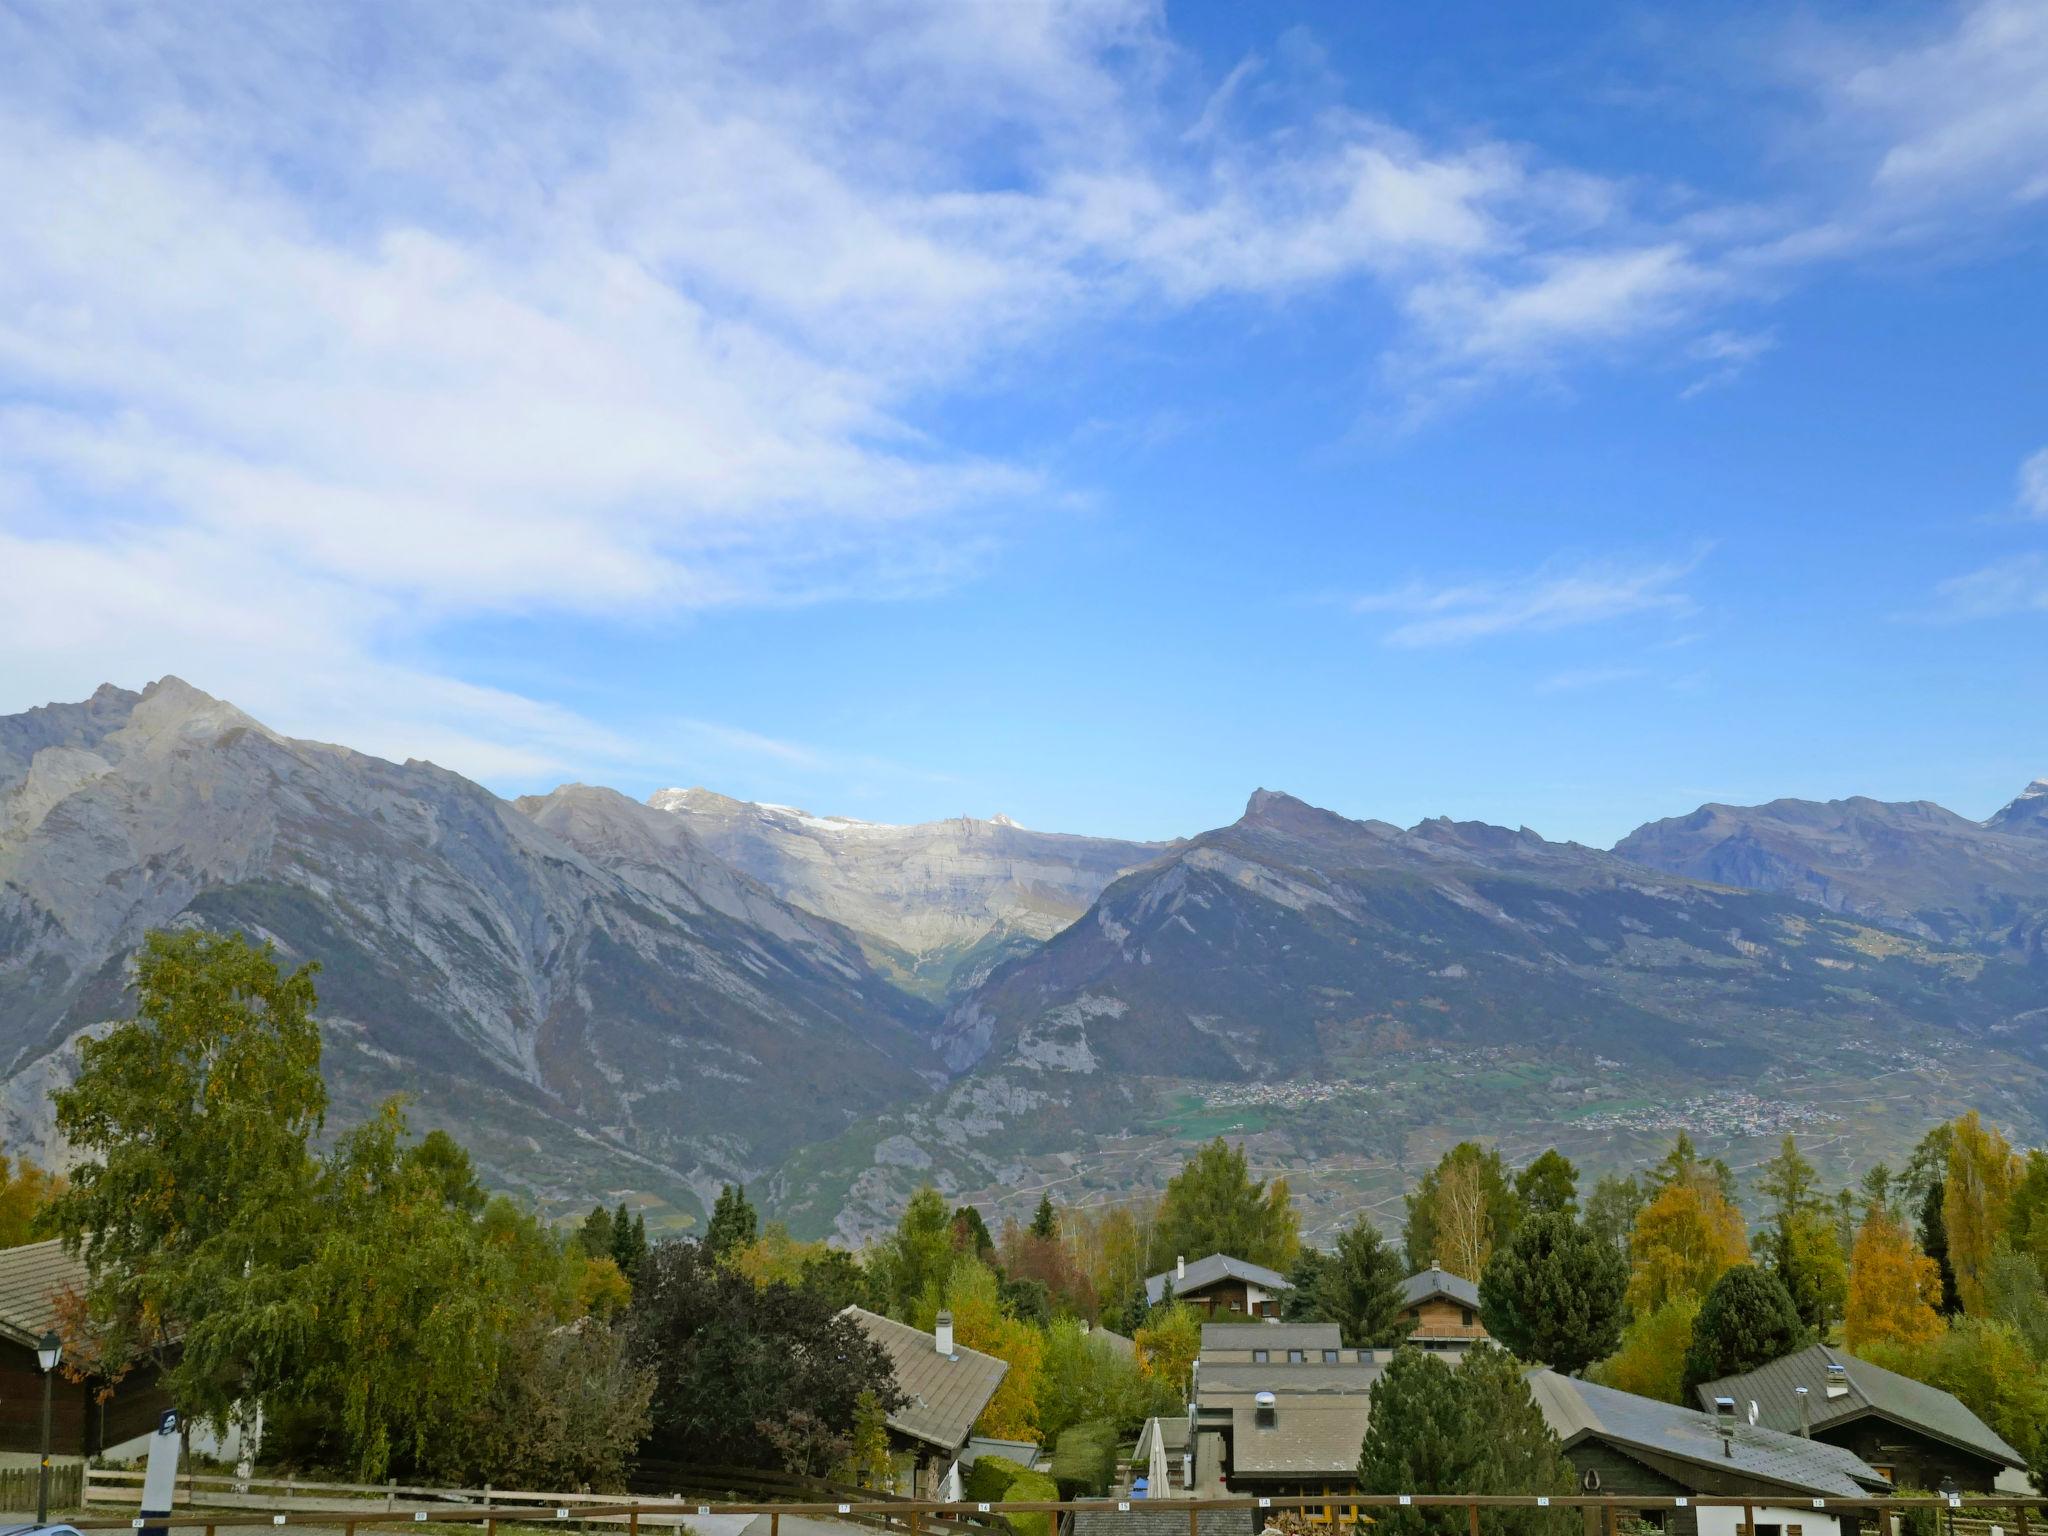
[2,0,2045,847]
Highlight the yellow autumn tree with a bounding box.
[1625,1170,1749,1315]
[1945,1111,2020,1315]
[1590,1295,1700,1404]
[1135,1300,1202,1397]
[920,1259,1044,1440]
[0,1152,63,1248]
[1845,1205,1946,1353]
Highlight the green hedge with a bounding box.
[1005,1470,1060,1536]
[965,1454,1028,1504]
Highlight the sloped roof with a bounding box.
[1200,1321,1341,1356]
[1197,1359,1382,1398]
[0,1239,87,1348]
[1089,1324,1137,1359]
[1229,1398,1373,1477]
[1136,1415,1190,1459]
[1696,1343,2024,1471]
[1146,1253,1292,1306]
[1398,1265,1481,1311]
[843,1306,1009,1454]
[1530,1370,1887,1497]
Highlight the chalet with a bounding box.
[842,1306,1009,1498]
[1145,1254,1291,1318]
[0,1239,174,1466]
[1185,1321,1385,1498]
[1696,1344,2026,1493]
[1530,1370,1890,1536]
[1396,1265,1488,1352]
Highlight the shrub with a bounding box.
[964,1454,1028,1504]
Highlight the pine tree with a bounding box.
[1944,1111,2019,1315]
[1030,1193,1059,1240]
[1514,1150,1580,1219]
[1759,1135,1846,1332]
[612,1209,648,1281]
[579,1204,615,1260]
[704,1183,759,1263]
[1358,1344,1576,1536]
[1480,1211,1626,1374]
[1680,1264,1806,1396]
[1845,1204,1946,1353]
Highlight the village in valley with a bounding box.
[3,930,2044,1536]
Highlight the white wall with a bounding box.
[1694,1505,1844,1536]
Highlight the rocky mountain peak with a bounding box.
[1988,778,2048,837]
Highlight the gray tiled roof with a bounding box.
[1147,1253,1292,1306]
[1071,1505,1253,1536]
[1397,1266,1482,1311]
[1200,1321,1342,1356]
[843,1306,1009,1454]
[1530,1370,1888,1497]
[1696,1343,2024,1471]
[1228,1399,1373,1477]
[0,1238,88,1348]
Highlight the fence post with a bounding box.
[389,1478,398,1512]
[1469,1502,1481,1536]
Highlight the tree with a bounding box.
[999,1218,1096,1319]
[1944,1111,2019,1315]
[1514,1150,1580,1220]
[921,1259,1044,1439]
[1758,1136,1847,1332]
[408,1129,487,1217]
[1134,1301,1202,1398]
[1071,1203,1149,1331]
[1625,1167,1748,1316]
[1480,1212,1626,1374]
[1030,1193,1059,1240]
[1357,1344,1576,1536]
[1648,1132,1736,1202]
[1590,1296,1700,1405]
[1151,1139,1299,1272]
[48,928,325,1422]
[630,1238,903,1468]
[704,1184,759,1263]
[2006,1151,2048,1274]
[1845,1204,1947,1354]
[427,1312,653,1489]
[1679,1264,1806,1397]
[875,1186,956,1319]
[1404,1142,1520,1279]
[1281,1248,1332,1323]
[611,1208,648,1281]
[1906,1124,1961,1315]
[843,1390,895,1489]
[0,1152,62,1249]
[1980,1242,2048,1359]
[1037,1318,1178,1441]
[951,1204,997,1261]
[578,1204,616,1262]
[1315,1218,1408,1347]
[1583,1174,1645,1257]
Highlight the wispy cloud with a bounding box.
[1927,552,2048,621]
[1352,553,1704,649]
[2019,448,2048,519]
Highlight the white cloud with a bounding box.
[2020,448,2048,519]
[1352,554,1703,649]
[1,0,2043,779]
[1928,552,2048,620]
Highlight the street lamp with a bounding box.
[1938,1476,1961,1536]
[36,1328,63,1523]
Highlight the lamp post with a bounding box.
[1938,1475,1961,1536]
[36,1328,63,1523]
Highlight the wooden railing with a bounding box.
[55,1486,2048,1536]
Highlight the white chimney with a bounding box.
[935,1311,955,1357]
[1795,1385,1811,1437]
[1176,1255,1186,1280]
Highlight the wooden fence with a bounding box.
[0,1460,83,1511]
[56,1486,2048,1536]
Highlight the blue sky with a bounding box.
[2,0,2044,845]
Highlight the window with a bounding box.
[1323,1349,1340,1363]
[1461,1308,1475,1325]
[1253,1349,1269,1363]
[1229,1299,1243,1311]
[1288,1349,1306,1362]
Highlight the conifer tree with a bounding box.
[1030,1193,1059,1240]
[704,1183,759,1263]
[1481,1211,1626,1373]
[1680,1264,1806,1396]
[1845,1204,1946,1353]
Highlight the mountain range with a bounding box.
[3,678,2044,1237]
